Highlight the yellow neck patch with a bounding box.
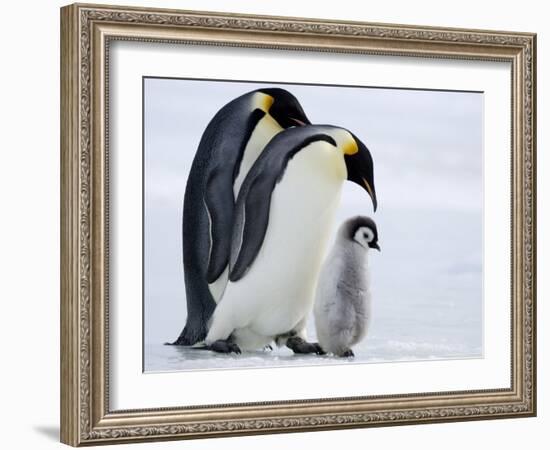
[261,94,274,112]
[342,138,358,155]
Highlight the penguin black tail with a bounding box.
[164,340,210,349]
[167,324,207,346]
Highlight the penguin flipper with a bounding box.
[204,168,235,283]
[228,172,273,282]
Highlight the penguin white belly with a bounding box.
[207,142,347,349]
[208,114,282,302]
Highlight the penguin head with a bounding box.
[343,216,380,251]
[317,126,377,212]
[257,88,311,129]
[343,133,377,212]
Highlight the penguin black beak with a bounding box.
[371,242,381,252]
[289,117,309,126]
[344,136,377,212]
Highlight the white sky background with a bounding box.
[144,78,483,366]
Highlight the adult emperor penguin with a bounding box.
[314,216,380,357]
[172,88,310,346]
[204,125,377,353]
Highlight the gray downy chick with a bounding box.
[314,216,380,357]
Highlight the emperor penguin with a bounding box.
[313,216,380,357]
[172,88,310,346]
[204,125,378,354]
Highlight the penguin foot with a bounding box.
[263,344,273,351]
[339,349,355,358]
[286,337,326,355]
[209,340,242,354]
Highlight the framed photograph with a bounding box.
[60,3,536,446]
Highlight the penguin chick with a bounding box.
[314,216,380,357]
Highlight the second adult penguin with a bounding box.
[172,88,310,346]
[314,216,380,357]
[204,125,377,354]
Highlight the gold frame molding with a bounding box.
[60,3,537,446]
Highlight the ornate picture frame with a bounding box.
[60,3,536,446]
